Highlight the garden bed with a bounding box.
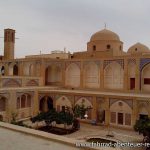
[38,126,78,135]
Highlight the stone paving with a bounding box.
[0,122,146,150]
[64,123,145,150]
[0,127,78,150]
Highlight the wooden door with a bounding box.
[130,78,135,90]
[118,113,123,125]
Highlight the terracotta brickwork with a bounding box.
[0,28,150,129]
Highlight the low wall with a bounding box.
[0,122,98,150]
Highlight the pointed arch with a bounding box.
[84,62,100,88]
[45,65,62,85]
[110,100,132,126]
[65,63,80,87]
[29,64,34,76]
[39,96,53,112]
[0,96,7,112]
[141,63,150,91]
[128,62,136,90]
[1,66,5,76]
[104,62,124,89]
[56,96,72,112]
[13,64,18,76]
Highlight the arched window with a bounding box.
[0,97,6,112]
[27,95,31,107]
[107,44,111,49]
[1,66,5,76]
[66,63,80,87]
[17,97,20,109]
[21,95,26,108]
[93,45,96,51]
[17,94,32,109]
[13,64,18,76]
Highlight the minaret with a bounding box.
[4,28,15,60]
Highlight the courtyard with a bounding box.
[64,123,144,150]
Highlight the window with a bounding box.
[0,98,6,112]
[57,105,60,112]
[135,48,138,51]
[93,45,96,51]
[62,106,65,111]
[1,66,5,76]
[17,97,20,109]
[17,94,32,109]
[119,45,122,50]
[12,32,14,42]
[125,113,131,126]
[107,44,111,49]
[118,113,123,125]
[21,95,26,108]
[110,112,116,123]
[27,95,31,107]
[144,78,150,84]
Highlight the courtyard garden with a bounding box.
[29,104,92,135]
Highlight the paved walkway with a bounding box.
[0,127,78,150]
[0,122,146,150]
[64,123,144,150]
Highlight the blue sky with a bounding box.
[0,0,150,58]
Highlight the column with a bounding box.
[124,58,128,91]
[40,60,46,85]
[100,60,104,90]
[7,90,17,122]
[4,63,9,76]
[135,58,140,92]
[104,97,110,126]
[91,96,97,120]
[33,90,39,116]
[132,98,138,127]
[62,63,65,86]
[18,62,23,76]
[80,61,84,88]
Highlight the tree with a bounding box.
[31,109,58,126]
[134,117,150,147]
[31,108,74,129]
[73,104,92,119]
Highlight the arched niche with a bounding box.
[84,62,100,88]
[65,63,80,87]
[56,96,72,112]
[45,65,62,85]
[104,62,124,90]
[141,63,150,92]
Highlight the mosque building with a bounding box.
[0,28,150,129]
